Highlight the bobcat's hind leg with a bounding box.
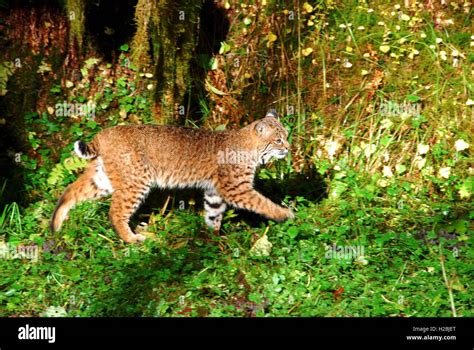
[204,190,227,233]
[109,185,150,243]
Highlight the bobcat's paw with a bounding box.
[124,233,146,244]
[273,207,295,222]
[287,209,295,220]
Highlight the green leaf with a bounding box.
[411,114,428,128]
[119,44,129,52]
[209,57,218,71]
[329,180,348,199]
[205,79,229,96]
[63,157,87,171]
[458,178,472,199]
[86,120,97,129]
[117,77,127,88]
[250,234,273,257]
[41,306,67,317]
[453,220,468,234]
[317,160,331,175]
[406,95,420,103]
[50,85,61,94]
[287,226,299,239]
[65,266,82,281]
[380,135,393,146]
[395,164,407,174]
[84,57,100,68]
[47,164,65,186]
[219,41,231,55]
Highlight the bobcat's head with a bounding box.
[254,110,290,164]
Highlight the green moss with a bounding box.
[130,0,153,69]
[145,0,202,123]
[65,0,85,50]
[0,61,14,96]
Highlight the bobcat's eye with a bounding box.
[274,139,283,145]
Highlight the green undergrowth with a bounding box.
[0,169,472,317]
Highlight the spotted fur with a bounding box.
[50,110,293,243]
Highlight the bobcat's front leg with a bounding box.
[217,176,293,222]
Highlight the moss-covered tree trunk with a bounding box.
[131,0,202,124]
[64,0,85,72]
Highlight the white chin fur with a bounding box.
[261,151,286,164]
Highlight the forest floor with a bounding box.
[0,178,472,317]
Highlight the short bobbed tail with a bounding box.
[74,140,97,159]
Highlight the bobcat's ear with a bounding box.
[265,109,279,119]
[254,120,272,137]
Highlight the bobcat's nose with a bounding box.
[278,149,289,158]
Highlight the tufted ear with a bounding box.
[265,109,279,119]
[254,119,272,137]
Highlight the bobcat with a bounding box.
[50,110,293,243]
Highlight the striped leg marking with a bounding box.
[204,191,226,231]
